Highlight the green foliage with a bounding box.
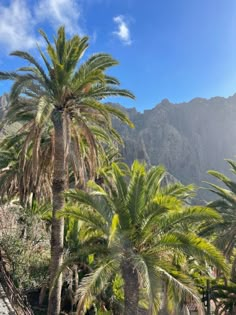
[112,275,124,302]
[0,202,50,290]
[0,26,135,207]
[61,160,227,314]
[203,159,236,258]
[0,233,50,289]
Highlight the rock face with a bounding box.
[113,94,236,200]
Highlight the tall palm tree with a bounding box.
[61,161,227,315]
[0,26,134,314]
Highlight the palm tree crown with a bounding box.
[0,26,135,190]
[62,161,227,315]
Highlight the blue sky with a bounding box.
[0,0,236,111]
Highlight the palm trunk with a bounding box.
[159,282,169,315]
[121,261,139,315]
[48,110,65,315]
[230,256,236,315]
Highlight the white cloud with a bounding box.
[0,0,38,51]
[0,0,84,52]
[113,15,132,45]
[35,0,83,35]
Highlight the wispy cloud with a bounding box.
[35,0,83,35]
[113,15,132,45]
[0,0,38,51]
[0,0,84,52]
[0,1,132,53]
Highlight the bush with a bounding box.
[0,232,50,289]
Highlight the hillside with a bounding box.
[113,95,236,199]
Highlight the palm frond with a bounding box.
[76,260,117,314]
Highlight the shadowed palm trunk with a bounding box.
[48,110,65,315]
[122,261,139,315]
[159,282,169,315]
[230,256,236,315]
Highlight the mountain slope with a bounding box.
[113,95,236,199]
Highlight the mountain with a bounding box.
[1,93,236,200]
[113,95,236,200]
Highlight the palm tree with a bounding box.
[0,26,134,314]
[204,160,236,278]
[201,159,236,314]
[0,132,53,206]
[61,161,227,315]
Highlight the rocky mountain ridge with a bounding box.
[113,94,236,199]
